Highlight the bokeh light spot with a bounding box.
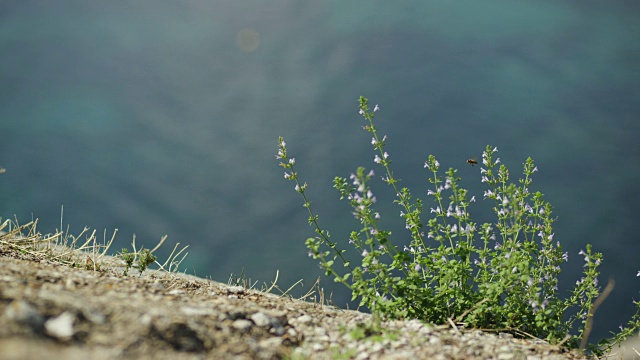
[236,27,260,53]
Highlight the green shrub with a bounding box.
[277,96,640,355]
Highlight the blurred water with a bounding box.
[1,1,639,341]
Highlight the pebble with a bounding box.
[4,300,44,331]
[251,312,277,327]
[45,311,76,339]
[227,286,245,294]
[232,319,253,331]
[296,314,313,324]
[180,306,216,317]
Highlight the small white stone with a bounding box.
[45,311,76,339]
[232,319,253,331]
[5,300,44,330]
[296,314,313,324]
[259,337,283,348]
[251,312,279,328]
[497,352,514,360]
[370,342,384,353]
[227,286,245,294]
[180,306,216,317]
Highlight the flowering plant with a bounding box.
[277,96,640,354]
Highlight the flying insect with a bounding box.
[467,158,478,166]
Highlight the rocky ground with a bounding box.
[0,238,592,360]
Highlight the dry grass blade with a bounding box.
[580,278,616,351]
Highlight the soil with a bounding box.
[0,242,588,360]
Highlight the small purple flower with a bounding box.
[414,264,421,272]
[362,249,369,257]
[464,224,475,234]
[470,196,476,203]
[359,109,364,115]
[374,104,380,112]
[374,155,382,164]
[446,206,453,217]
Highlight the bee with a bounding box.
[467,158,478,166]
